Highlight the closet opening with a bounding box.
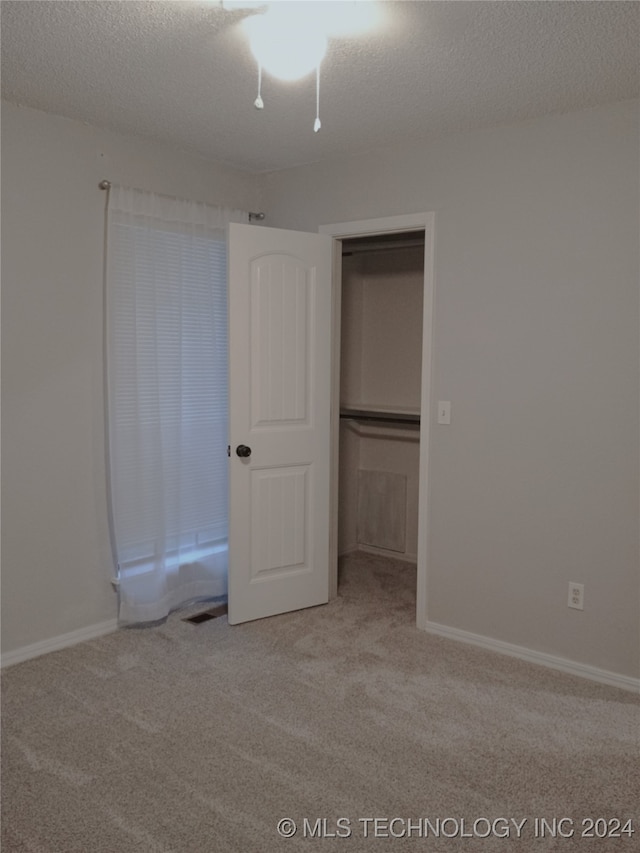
[335,229,426,619]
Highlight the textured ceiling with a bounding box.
[2,1,638,173]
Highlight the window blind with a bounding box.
[105,186,245,622]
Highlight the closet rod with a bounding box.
[342,241,424,256]
[340,410,420,425]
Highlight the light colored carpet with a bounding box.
[2,552,638,852]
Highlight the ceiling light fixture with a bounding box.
[222,1,382,133]
[244,6,328,82]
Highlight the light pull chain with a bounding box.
[254,63,264,109]
[253,61,322,133]
[314,63,321,132]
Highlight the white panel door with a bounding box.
[228,223,333,624]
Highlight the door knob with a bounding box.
[236,444,252,458]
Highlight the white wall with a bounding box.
[3,99,638,681]
[1,102,262,655]
[265,100,640,679]
[342,247,424,411]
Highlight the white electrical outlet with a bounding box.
[568,582,584,611]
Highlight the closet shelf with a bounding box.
[339,407,421,425]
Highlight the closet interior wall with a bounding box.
[338,237,425,563]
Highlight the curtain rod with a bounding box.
[98,180,265,221]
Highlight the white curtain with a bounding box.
[105,185,246,624]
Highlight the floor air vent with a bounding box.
[183,604,228,624]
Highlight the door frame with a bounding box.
[319,213,435,630]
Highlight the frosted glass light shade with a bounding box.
[244,8,328,81]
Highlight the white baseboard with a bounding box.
[425,621,640,694]
[338,545,360,558]
[340,544,417,564]
[4,612,636,694]
[1,619,119,669]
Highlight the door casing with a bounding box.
[320,213,435,630]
